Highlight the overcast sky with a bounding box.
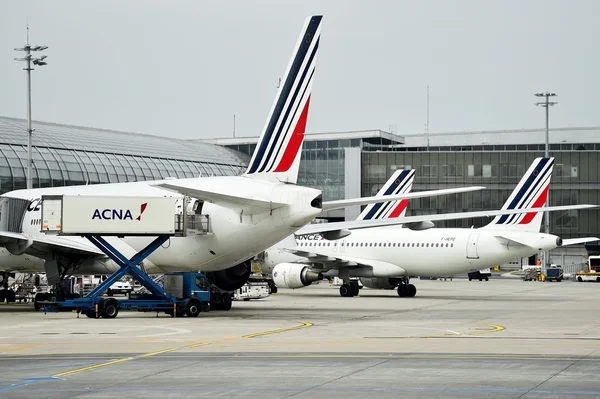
[1,0,599,140]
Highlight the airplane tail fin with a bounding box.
[482,157,554,232]
[244,15,322,184]
[357,169,415,221]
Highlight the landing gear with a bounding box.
[397,278,417,298]
[339,281,359,297]
[210,291,233,311]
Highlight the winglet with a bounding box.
[244,15,322,184]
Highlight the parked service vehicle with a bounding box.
[107,280,132,296]
[468,268,491,281]
[575,256,600,282]
[233,282,270,301]
[544,265,564,282]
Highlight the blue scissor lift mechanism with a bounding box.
[40,234,212,318]
[38,195,214,319]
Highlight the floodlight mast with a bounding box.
[534,91,557,268]
[14,26,48,190]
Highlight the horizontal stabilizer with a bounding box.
[562,237,600,246]
[322,186,485,211]
[297,204,598,236]
[493,235,544,248]
[152,182,287,213]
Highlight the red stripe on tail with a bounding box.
[518,186,549,224]
[274,95,311,172]
[388,199,409,218]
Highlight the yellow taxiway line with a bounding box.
[51,320,313,378]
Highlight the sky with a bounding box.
[1,0,599,140]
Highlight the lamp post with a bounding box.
[14,27,48,190]
[535,92,557,267]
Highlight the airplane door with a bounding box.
[466,233,479,259]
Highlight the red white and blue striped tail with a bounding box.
[357,169,415,221]
[244,15,322,184]
[482,157,554,232]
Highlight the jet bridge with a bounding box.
[37,194,215,318]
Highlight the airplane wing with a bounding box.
[322,186,485,211]
[152,182,287,213]
[562,237,600,246]
[0,231,105,259]
[297,204,599,237]
[283,248,407,276]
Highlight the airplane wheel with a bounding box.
[339,284,352,297]
[221,294,232,311]
[350,283,359,297]
[407,284,417,298]
[397,285,408,297]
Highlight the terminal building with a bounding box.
[0,116,249,193]
[199,127,600,267]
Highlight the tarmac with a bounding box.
[1,278,600,398]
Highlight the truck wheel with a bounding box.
[578,277,583,282]
[557,278,562,282]
[185,299,201,317]
[102,299,119,319]
[485,277,489,281]
[201,302,210,313]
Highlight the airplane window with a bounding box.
[451,244,454,247]
[426,243,429,247]
[370,243,373,247]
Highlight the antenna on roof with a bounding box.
[233,114,236,138]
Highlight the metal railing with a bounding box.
[174,214,210,236]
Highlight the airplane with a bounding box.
[261,157,600,298]
[0,15,484,309]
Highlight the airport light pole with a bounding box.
[14,27,48,189]
[535,92,557,267]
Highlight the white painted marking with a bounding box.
[137,326,192,338]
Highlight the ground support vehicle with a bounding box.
[468,268,491,281]
[575,256,600,282]
[36,194,226,318]
[38,235,213,318]
[233,282,270,301]
[543,265,564,282]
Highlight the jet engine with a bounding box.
[206,260,252,292]
[272,263,323,289]
[359,277,401,290]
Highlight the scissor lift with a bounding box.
[38,194,211,319]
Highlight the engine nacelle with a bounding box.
[206,260,252,292]
[273,263,323,289]
[359,277,401,290]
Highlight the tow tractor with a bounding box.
[37,194,218,318]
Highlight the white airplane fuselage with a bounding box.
[2,175,322,275]
[263,226,561,277]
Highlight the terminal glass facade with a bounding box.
[362,150,600,240]
[0,117,248,194]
